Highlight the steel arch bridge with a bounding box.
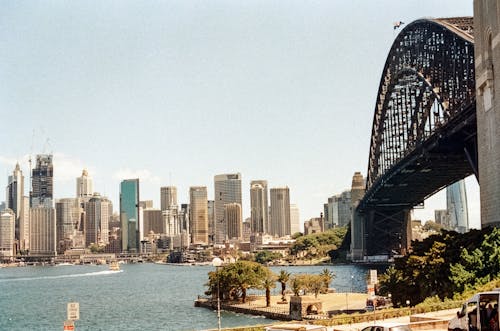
[353,17,477,258]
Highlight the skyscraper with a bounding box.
[224,203,242,240]
[189,186,208,245]
[143,209,163,235]
[6,163,24,243]
[290,203,300,235]
[76,169,93,199]
[160,186,177,211]
[446,180,469,233]
[120,179,140,252]
[85,193,112,246]
[31,154,54,208]
[207,200,215,243]
[55,198,81,253]
[270,187,291,237]
[214,173,242,243]
[0,209,15,257]
[250,180,268,234]
[30,206,56,255]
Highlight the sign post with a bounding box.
[64,302,79,330]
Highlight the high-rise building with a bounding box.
[446,180,469,233]
[76,169,93,199]
[290,203,300,234]
[270,187,291,237]
[20,196,30,250]
[163,207,180,236]
[189,186,208,245]
[6,163,24,243]
[143,209,163,235]
[30,206,56,255]
[31,154,54,208]
[85,193,112,247]
[434,209,449,227]
[250,180,268,234]
[224,203,242,240]
[0,209,15,257]
[214,173,242,243]
[120,179,140,252]
[55,198,81,253]
[160,186,177,211]
[207,200,215,243]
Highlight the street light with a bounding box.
[212,257,223,331]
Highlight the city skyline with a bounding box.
[0,1,478,228]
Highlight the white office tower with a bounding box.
[162,208,180,236]
[30,206,57,255]
[20,197,30,250]
[214,173,242,244]
[0,209,15,258]
[250,181,268,234]
[290,204,300,235]
[160,186,177,211]
[76,169,94,200]
[270,187,291,238]
[446,180,469,233]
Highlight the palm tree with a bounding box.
[277,270,291,302]
[320,269,335,293]
[262,274,277,307]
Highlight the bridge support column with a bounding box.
[350,209,365,261]
[364,208,412,257]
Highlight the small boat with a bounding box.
[109,261,120,271]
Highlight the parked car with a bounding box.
[360,322,411,331]
[265,324,327,331]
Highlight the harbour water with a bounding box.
[0,263,378,331]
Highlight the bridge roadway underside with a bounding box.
[358,104,477,256]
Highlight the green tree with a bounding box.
[277,270,291,302]
[260,272,277,307]
[254,250,282,264]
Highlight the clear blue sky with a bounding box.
[0,0,478,229]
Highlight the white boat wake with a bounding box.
[0,269,123,282]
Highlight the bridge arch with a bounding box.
[353,17,477,258]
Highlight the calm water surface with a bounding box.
[0,263,377,331]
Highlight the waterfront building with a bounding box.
[143,209,163,235]
[447,180,469,233]
[189,186,208,244]
[85,193,112,246]
[30,206,56,255]
[270,187,291,237]
[76,169,93,199]
[250,180,268,234]
[55,198,81,253]
[0,209,15,258]
[214,173,242,243]
[6,163,24,244]
[160,186,177,211]
[31,154,54,208]
[242,219,252,241]
[224,203,242,240]
[290,204,300,235]
[474,0,500,227]
[120,179,140,252]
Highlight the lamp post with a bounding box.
[212,257,223,331]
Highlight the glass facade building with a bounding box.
[120,179,140,252]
